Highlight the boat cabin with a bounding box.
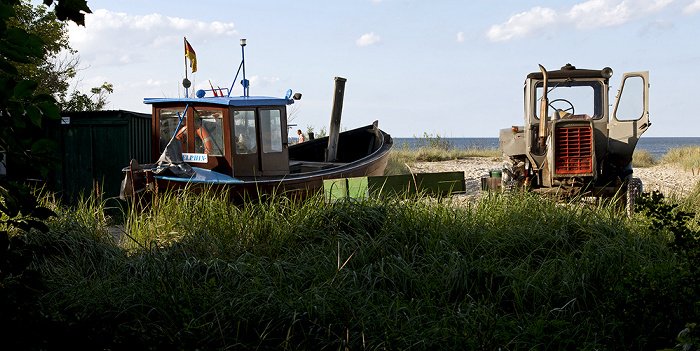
[145,94,298,178]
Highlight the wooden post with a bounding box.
[326,77,346,162]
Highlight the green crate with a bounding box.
[324,171,465,201]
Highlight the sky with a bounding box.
[57,0,700,137]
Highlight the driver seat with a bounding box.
[554,110,572,119]
[554,110,591,119]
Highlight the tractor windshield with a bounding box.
[536,80,604,120]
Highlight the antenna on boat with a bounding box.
[227,38,249,97]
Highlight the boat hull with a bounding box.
[127,124,393,202]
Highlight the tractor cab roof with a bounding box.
[527,63,612,80]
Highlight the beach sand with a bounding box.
[407,157,700,197]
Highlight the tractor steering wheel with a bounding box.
[549,98,575,117]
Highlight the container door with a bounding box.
[608,71,650,167]
[62,125,94,197]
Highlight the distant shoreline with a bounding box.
[393,136,700,139]
[393,136,700,160]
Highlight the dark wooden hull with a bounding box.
[150,124,393,201]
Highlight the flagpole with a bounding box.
[184,37,189,98]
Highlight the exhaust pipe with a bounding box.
[538,64,548,153]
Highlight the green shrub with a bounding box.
[611,191,700,350]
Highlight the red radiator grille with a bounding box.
[554,127,592,174]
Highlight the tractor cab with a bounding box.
[499,63,650,196]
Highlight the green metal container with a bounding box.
[48,110,152,203]
[324,171,466,202]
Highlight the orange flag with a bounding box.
[184,38,197,73]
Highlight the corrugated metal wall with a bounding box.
[51,110,152,203]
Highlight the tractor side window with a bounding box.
[193,108,224,155]
[233,110,257,154]
[158,108,186,153]
[613,76,644,121]
[535,81,603,120]
[260,109,283,153]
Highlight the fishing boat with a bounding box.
[121,39,393,201]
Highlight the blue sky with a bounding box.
[63,0,700,137]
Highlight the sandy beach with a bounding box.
[407,157,700,197]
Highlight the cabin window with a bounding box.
[158,108,187,153]
[193,108,224,155]
[260,109,283,153]
[613,76,644,121]
[233,110,257,154]
[535,81,603,120]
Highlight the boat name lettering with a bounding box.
[182,153,208,163]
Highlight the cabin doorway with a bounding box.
[231,107,289,177]
[608,71,650,166]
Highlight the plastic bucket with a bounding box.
[481,176,489,191]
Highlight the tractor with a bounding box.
[498,63,649,210]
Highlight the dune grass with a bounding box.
[663,145,700,172]
[632,148,657,168]
[10,187,696,350]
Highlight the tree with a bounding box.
[61,81,113,111]
[1,0,91,346]
[6,0,109,111]
[0,1,61,180]
[0,0,91,189]
[7,0,76,101]
[0,0,91,215]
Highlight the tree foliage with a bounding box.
[6,0,108,111]
[0,0,62,180]
[7,0,75,100]
[0,2,90,345]
[61,81,113,111]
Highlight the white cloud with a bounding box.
[486,0,673,42]
[486,7,557,42]
[456,31,466,42]
[146,79,167,87]
[355,32,381,47]
[68,9,238,66]
[248,75,280,88]
[683,0,700,15]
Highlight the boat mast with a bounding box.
[227,38,248,98]
[241,38,248,97]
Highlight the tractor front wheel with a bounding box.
[625,177,643,215]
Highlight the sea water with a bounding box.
[393,137,700,160]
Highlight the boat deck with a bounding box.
[289,160,347,173]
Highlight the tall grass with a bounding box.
[19,189,694,350]
[633,148,656,168]
[664,145,700,172]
